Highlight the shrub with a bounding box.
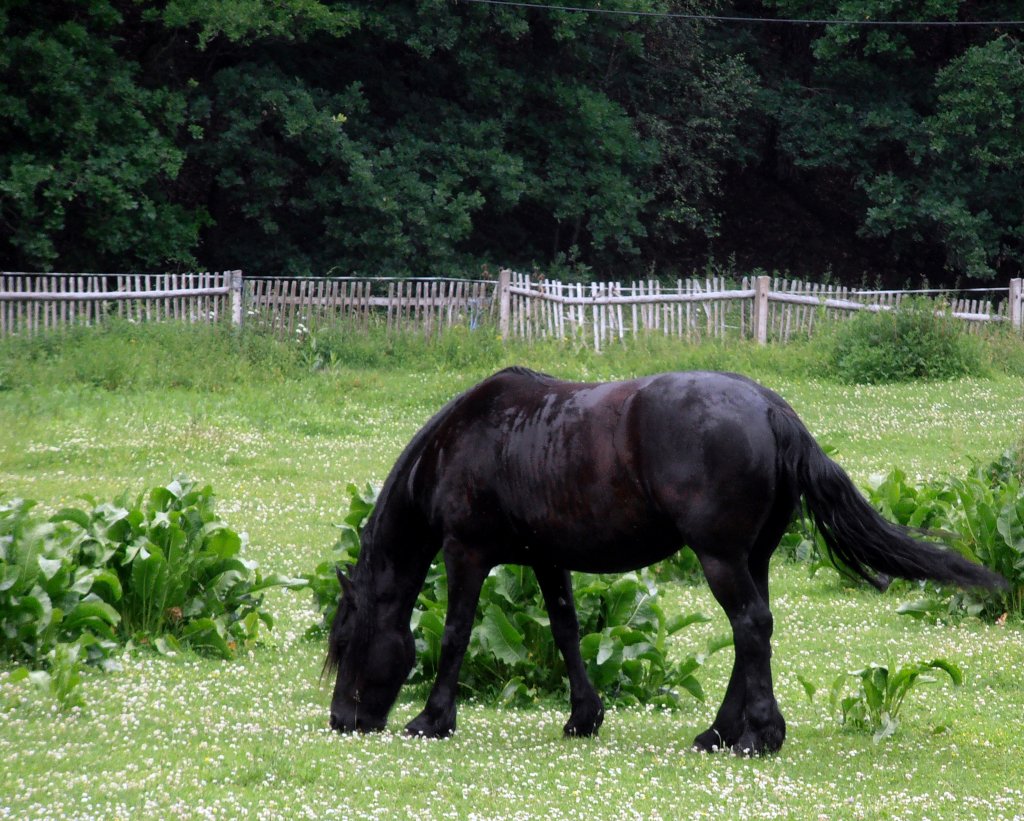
[306,484,727,707]
[828,300,983,384]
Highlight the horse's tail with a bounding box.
[768,403,1008,592]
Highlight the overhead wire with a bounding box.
[459,0,1024,27]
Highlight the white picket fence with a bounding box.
[245,276,495,338]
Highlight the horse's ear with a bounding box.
[336,565,357,604]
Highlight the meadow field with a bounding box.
[1,323,1023,820]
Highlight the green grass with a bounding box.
[1,323,1023,819]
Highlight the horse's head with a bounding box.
[326,566,415,733]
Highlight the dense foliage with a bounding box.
[791,447,1024,621]
[306,484,729,707]
[3,1,1022,282]
[0,480,300,705]
[828,300,983,384]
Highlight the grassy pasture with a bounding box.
[1,323,1023,820]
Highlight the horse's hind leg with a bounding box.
[691,507,790,754]
[534,565,604,737]
[405,539,489,739]
[692,550,786,756]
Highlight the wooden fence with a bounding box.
[244,277,496,338]
[0,273,494,338]
[2,270,1022,348]
[0,271,242,336]
[498,270,1024,349]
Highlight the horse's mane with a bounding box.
[367,367,555,535]
[326,370,523,675]
[494,365,557,382]
[344,366,557,589]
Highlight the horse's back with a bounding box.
[413,369,788,572]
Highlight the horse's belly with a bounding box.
[515,516,683,574]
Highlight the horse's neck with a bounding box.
[360,508,435,625]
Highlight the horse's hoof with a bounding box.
[691,727,727,753]
[563,702,604,738]
[731,726,785,757]
[404,714,454,739]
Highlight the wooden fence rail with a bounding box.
[497,270,1024,349]
[0,273,495,338]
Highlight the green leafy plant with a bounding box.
[1,481,300,708]
[780,452,1022,619]
[829,658,963,743]
[868,449,1024,622]
[0,497,120,671]
[307,484,726,706]
[865,468,957,532]
[945,469,1024,620]
[7,641,87,711]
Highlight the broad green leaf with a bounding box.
[0,564,22,593]
[476,604,526,666]
[251,573,307,592]
[129,549,169,632]
[180,617,233,659]
[7,667,29,685]
[797,674,817,704]
[596,634,617,666]
[924,658,963,687]
[873,712,900,744]
[63,600,121,635]
[677,675,705,702]
[50,508,91,529]
[603,576,642,627]
[154,635,182,656]
[88,569,123,603]
[897,599,941,619]
[204,526,242,559]
[665,612,711,634]
[37,556,62,580]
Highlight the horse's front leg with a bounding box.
[405,541,489,739]
[534,565,604,737]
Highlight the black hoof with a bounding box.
[691,727,729,753]
[731,723,786,757]
[563,701,604,738]
[405,713,455,739]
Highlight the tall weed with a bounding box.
[829,658,963,743]
[0,320,299,392]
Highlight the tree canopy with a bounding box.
[2,0,1021,284]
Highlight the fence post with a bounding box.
[230,270,244,328]
[498,268,511,340]
[752,274,770,345]
[1011,278,1023,333]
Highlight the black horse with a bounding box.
[326,367,1005,755]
